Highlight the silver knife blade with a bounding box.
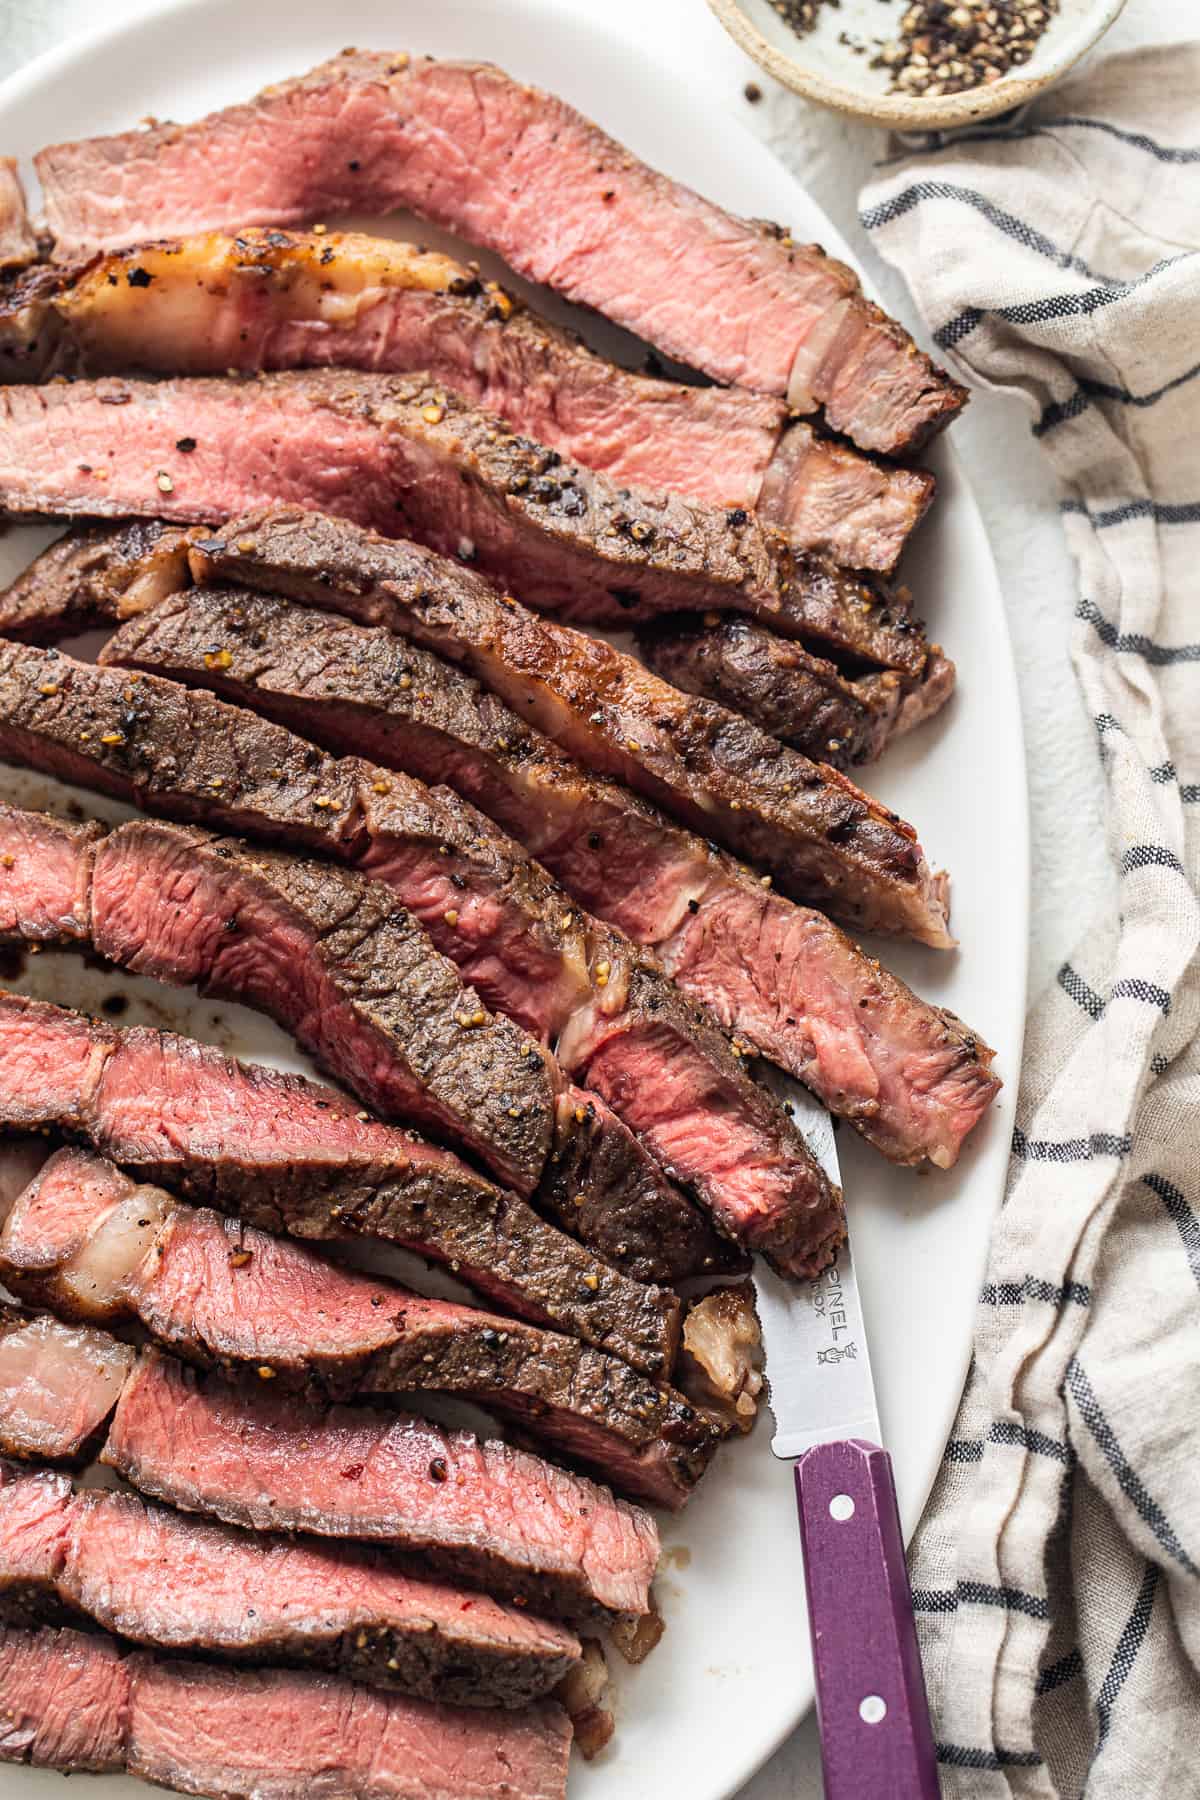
[754,1068,881,1461]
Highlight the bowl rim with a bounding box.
[707,0,1129,129]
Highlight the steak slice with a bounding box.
[0,1626,131,1772]
[0,1628,573,1800]
[0,810,732,1296]
[540,1083,745,1283]
[0,1306,132,1462]
[0,1283,659,1618]
[0,520,194,644]
[757,421,935,574]
[188,510,952,945]
[0,991,680,1378]
[0,513,930,690]
[0,162,36,272]
[97,818,556,1197]
[128,1658,572,1800]
[0,1147,719,1509]
[1,805,556,1196]
[0,643,840,1270]
[560,961,844,1274]
[104,1351,659,1621]
[0,801,100,941]
[636,615,955,764]
[0,638,993,1170]
[0,1460,581,1708]
[29,230,931,573]
[0,372,931,668]
[34,52,966,453]
[6,803,726,1276]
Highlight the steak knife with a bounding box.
[755,1081,941,1800]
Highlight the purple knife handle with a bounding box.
[795,1439,941,1800]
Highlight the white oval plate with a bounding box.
[0,5,1028,1798]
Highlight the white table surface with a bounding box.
[0,0,1180,1790]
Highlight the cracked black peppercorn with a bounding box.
[766,0,1059,98]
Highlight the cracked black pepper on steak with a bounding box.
[767,0,1060,99]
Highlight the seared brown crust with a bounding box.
[755,552,928,678]
[0,639,840,1273]
[0,984,680,1381]
[0,373,933,678]
[539,1089,746,1285]
[86,816,558,1197]
[637,615,955,765]
[190,509,953,947]
[639,615,888,766]
[92,584,990,1177]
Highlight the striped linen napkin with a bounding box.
[859,45,1200,1798]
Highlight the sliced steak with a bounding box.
[0,162,36,272]
[0,1626,131,1772]
[4,802,729,1276]
[0,509,929,688]
[0,801,100,941]
[98,819,556,1197]
[0,373,931,669]
[0,520,194,644]
[863,653,959,742]
[0,1284,659,1619]
[0,643,841,1270]
[188,510,952,945]
[757,421,935,573]
[0,991,680,1378]
[0,1146,718,1509]
[637,615,955,764]
[1,804,556,1196]
[104,1351,659,1621]
[34,52,966,453]
[0,1306,131,1462]
[0,637,994,1170]
[540,1083,743,1282]
[0,1459,580,1708]
[30,230,930,573]
[0,1627,572,1800]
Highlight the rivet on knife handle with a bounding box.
[794,1439,941,1800]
